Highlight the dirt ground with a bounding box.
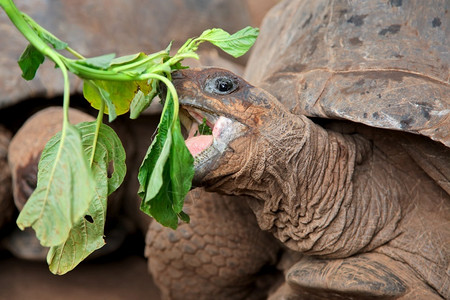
[0,234,161,300]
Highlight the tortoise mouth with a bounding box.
[179,106,216,157]
[179,99,246,181]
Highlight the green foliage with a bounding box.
[47,122,126,274]
[77,53,116,69]
[138,95,194,229]
[1,0,258,273]
[18,44,44,80]
[197,27,260,58]
[198,117,213,135]
[16,124,96,247]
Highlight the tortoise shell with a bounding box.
[245,0,449,147]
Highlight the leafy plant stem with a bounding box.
[40,52,73,222]
[90,99,105,167]
[3,0,259,269]
[142,73,179,128]
[66,47,85,60]
[111,50,167,72]
[0,0,54,56]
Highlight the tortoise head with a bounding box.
[173,67,285,185]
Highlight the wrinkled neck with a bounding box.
[206,114,401,258]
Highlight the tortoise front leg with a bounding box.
[145,188,281,300]
[269,253,443,300]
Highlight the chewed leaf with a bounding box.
[197,26,259,58]
[17,124,96,247]
[47,201,106,275]
[18,44,45,80]
[78,53,116,69]
[47,122,126,274]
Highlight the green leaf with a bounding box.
[129,90,151,119]
[83,80,117,122]
[198,117,212,135]
[83,79,148,119]
[16,124,96,247]
[138,96,178,228]
[110,52,147,66]
[110,50,170,75]
[170,61,189,71]
[22,12,68,50]
[18,43,45,80]
[138,95,193,228]
[197,26,259,58]
[78,53,116,69]
[97,85,118,122]
[178,211,190,223]
[138,101,173,201]
[47,122,126,274]
[129,79,158,119]
[47,202,106,275]
[39,30,68,50]
[143,160,178,229]
[77,122,126,196]
[169,118,194,213]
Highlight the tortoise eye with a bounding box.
[215,78,234,92]
[205,76,238,95]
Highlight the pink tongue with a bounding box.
[185,135,213,157]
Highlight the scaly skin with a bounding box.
[146,188,281,300]
[160,68,450,299]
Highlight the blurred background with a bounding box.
[0,1,279,299]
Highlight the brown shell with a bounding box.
[245,0,449,147]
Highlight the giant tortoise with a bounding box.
[146,0,449,299]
